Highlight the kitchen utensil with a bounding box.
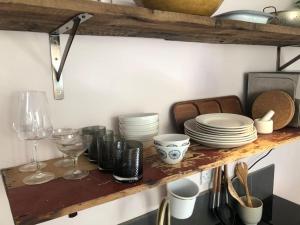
[167,178,200,219]
[252,90,295,130]
[13,91,54,185]
[218,166,236,225]
[235,162,253,207]
[225,165,246,207]
[134,0,223,16]
[211,167,227,225]
[264,6,300,27]
[254,119,273,134]
[113,140,143,183]
[261,110,275,121]
[237,196,263,225]
[155,144,190,164]
[215,10,275,24]
[211,167,219,211]
[82,126,106,163]
[172,96,243,133]
[196,113,254,129]
[153,134,190,147]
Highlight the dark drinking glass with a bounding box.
[113,140,143,183]
[82,126,106,163]
[97,130,114,171]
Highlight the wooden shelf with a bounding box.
[1,0,300,46]
[2,128,300,225]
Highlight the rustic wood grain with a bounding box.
[1,0,300,45]
[2,128,300,225]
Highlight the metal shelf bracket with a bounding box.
[276,46,300,72]
[49,13,93,100]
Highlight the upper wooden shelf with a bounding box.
[2,128,300,225]
[2,0,300,46]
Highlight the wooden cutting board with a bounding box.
[252,90,295,130]
[172,95,243,133]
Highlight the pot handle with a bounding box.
[263,6,277,14]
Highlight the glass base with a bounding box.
[18,162,46,172]
[63,169,89,180]
[54,158,73,168]
[23,171,55,185]
[113,174,142,183]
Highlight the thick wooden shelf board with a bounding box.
[1,0,300,45]
[2,128,300,225]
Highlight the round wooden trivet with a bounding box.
[252,90,295,130]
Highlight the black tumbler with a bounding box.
[113,140,143,183]
[97,130,114,170]
[82,126,106,163]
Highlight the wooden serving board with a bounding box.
[171,95,243,133]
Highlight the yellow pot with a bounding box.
[134,0,224,16]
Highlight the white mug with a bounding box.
[157,178,200,224]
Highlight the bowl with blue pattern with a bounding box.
[155,144,190,164]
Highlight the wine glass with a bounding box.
[12,91,55,185]
[51,128,79,168]
[53,134,92,180]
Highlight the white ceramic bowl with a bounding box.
[120,129,159,136]
[124,133,158,141]
[154,134,190,147]
[119,122,159,131]
[119,113,158,124]
[155,144,190,164]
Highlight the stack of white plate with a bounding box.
[119,113,159,145]
[184,113,257,148]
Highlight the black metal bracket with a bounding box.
[276,46,300,71]
[49,13,93,100]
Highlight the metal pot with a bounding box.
[264,6,300,27]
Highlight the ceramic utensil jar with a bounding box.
[237,196,263,225]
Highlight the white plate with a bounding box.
[185,130,257,143]
[195,113,254,129]
[185,129,257,141]
[196,122,253,133]
[185,119,254,136]
[119,113,158,124]
[192,138,256,148]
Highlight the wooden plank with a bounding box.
[1,0,300,45]
[2,128,300,225]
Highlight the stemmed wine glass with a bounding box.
[13,91,55,185]
[53,134,92,180]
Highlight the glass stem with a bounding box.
[73,157,78,173]
[34,140,41,173]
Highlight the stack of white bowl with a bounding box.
[154,134,190,164]
[119,113,159,146]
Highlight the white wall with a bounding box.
[0,0,299,224]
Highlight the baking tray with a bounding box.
[171,95,243,133]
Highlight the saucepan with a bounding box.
[264,6,300,27]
